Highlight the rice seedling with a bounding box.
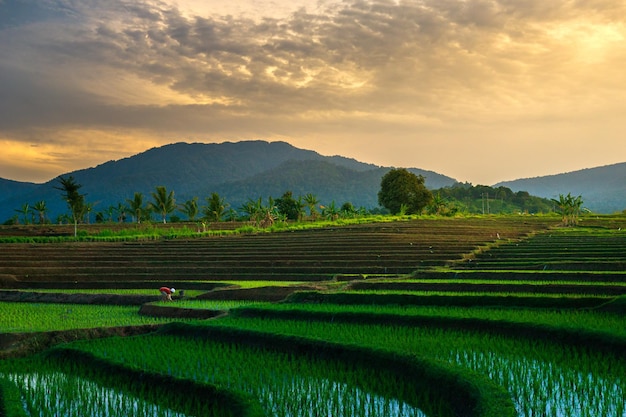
[244,303,626,337]
[208,317,625,417]
[153,300,267,310]
[68,334,430,417]
[5,372,188,417]
[0,302,185,332]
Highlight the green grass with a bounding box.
[206,316,625,417]
[8,289,207,297]
[217,280,307,288]
[237,303,626,338]
[0,302,184,332]
[153,300,268,310]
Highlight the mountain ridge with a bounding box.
[495,162,626,214]
[1,141,624,221]
[0,140,455,222]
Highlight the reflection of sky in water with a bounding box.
[6,372,427,417]
[7,372,186,417]
[448,351,625,417]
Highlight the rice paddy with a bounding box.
[1,214,625,417]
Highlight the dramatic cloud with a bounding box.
[1,0,625,183]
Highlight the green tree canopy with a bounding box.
[179,197,199,221]
[126,192,146,224]
[378,168,433,215]
[551,193,584,226]
[149,186,176,224]
[204,193,227,222]
[275,191,303,221]
[54,175,86,236]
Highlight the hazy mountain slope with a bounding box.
[209,160,455,210]
[0,178,38,201]
[495,162,626,213]
[0,141,455,221]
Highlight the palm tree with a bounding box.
[115,202,128,223]
[179,197,199,221]
[240,197,277,227]
[54,176,86,237]
[32,200,48,224]
[303,193,319,219]
[14,203,31,225]
[149,186,176,224]
[551,193,583,226]
[126,192,145,224]
[203,193,227,222]
[321,201,340,221]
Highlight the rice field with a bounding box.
[1,215,625,417]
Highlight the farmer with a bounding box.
[159,286,175,301]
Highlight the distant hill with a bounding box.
[495,162,626,214]
[0,141,456,222]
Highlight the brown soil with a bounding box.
[0,290,159,305]
[196,285,323,302]
[0,325,160,359]
[139,304,227,319]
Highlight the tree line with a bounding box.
[5,170,584,234]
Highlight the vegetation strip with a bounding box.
[347,281,626,295]
[159,322,516,417]
[232,307,626,359]
[0,290,158,305]
[0,377,28,417]
[285,290,610,309]
[0,325,160,359]
[41,347,264,417]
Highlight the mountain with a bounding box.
[0,140,456,222]
[495,162,626,214]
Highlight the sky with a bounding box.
[1,0,625,186]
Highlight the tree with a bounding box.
[340,202,356,218]
[303,193,319,219]
[14,203,31,225]
[126,192,146,224]
[179,197,199,221]
[321,201,340,220]
[149,186,176,224]
[275,191,303,221]
[32,201,48,224]
[240,197,277,228]
[378,168,432,215]
[203,193,227,222]
[54,175,86,237]
[551,193,583,226]
[115,202,128,223]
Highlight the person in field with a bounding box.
[159,286,175,301]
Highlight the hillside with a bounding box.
[495,162,626,214]
[0,141,456,222]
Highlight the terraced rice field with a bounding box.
[0,217,551,284]
[1,215,625,417]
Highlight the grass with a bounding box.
[7,289,208,297]
[2,214,625,417]
[0,302,186,332]
[153,300,268,310]
[235,303,626,338]
[207,316,625,417]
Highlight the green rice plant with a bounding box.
[13,289,203,297]
[239,303,626,338]
[0,376,28,417]
[6,372,188,417]
[0,349,264,417]
[67,332,433,417]
[153,300,267,310]
[0,302,184,332]
[210,316,625,417]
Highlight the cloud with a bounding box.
[1,0,625,183]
